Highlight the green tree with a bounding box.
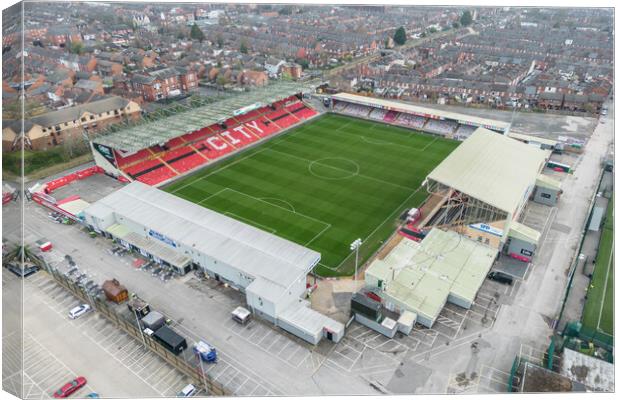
[393,26,407,46]
[295,58,309,69]
[239,39,248,54]
[429,27,438,34]
[216,33,224,48]
[69,41,84,55]
[452,21,460,29]
[460,11,473,27]
[190,23,205,42]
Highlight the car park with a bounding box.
[53,377,87,398]
[68,304,92,319]
[487,271,514,285]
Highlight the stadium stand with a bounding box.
[112,100,318,186]
[368,108,388,121]
[396,113,427,129]
[454,124,477,140]
[383,110,399,123]
[423,119,458,136]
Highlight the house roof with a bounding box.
[30,96,130,127]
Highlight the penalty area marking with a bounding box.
[199,187,332,245]
[360,136,393,145]
[224,212,277,234]
[258,197,296,213]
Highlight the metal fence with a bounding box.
[577,325,614,353]
[43,265,229,396]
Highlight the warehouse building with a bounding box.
[365,228,497,327]
[82,182,344,345]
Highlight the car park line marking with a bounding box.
[211,365,230,381]
[27,275,176,397]
[26,333,96,396]
[234,377,250,394]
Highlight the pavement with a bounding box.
[1,101,611,395]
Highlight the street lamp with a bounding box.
[350,238,362,280]
[133,308,147,349]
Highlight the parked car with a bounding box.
[86,393,99,398]
[53,377,87,398]
[231,306,251,325]
[487,271,513,285]
[68,304,92,319]
[178,384,197,397]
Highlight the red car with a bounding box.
[53,377,87,398]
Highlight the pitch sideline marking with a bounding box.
[596,237,614,334]
[326,182,427,273]
[169,148,268,194]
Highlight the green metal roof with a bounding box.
[508,221,541,244]
[536,173,562,191]
[366,228,497,323]
[92,81,316,153]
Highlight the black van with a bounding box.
[153,326,187,355]
[488,271,513,285]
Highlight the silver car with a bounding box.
[68,304,92,319]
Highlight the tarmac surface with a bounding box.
[2,101,612,395]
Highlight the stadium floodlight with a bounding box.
[350,238,363,281]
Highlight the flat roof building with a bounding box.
[82,182,343,345]
[365,228,497,327]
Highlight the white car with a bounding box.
[178,384,197,397]
[68,304,92,319]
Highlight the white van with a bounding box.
[178,384,197,397]
[231,306,251,325]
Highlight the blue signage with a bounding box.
[148,229,177,248]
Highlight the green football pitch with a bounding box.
[582,194,614,336]
[164,113,459,276]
